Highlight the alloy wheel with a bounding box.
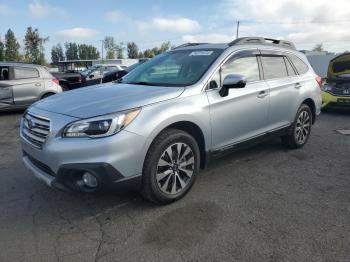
[295,110,311,144]
[156,143,195,195]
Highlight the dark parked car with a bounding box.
[51,71,82,91]
[101,61,147,83]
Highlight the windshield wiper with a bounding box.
[127,81,161,86]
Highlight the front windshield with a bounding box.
[121,49,223,86]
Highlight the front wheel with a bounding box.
[281,104,312,149]
[141,129,200,204]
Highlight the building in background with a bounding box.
[57,58,140,72]
[301,50,337,78]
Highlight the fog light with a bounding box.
[82,172,98,188]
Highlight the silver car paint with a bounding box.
[0,63,62,110]
[21,44,322,183]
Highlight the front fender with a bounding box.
[125,93,212,161]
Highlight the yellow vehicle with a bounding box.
[322,53,350,108]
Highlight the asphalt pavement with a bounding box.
[0,109,349,262]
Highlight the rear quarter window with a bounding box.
[289,54,309,75]
[14,67,39,79]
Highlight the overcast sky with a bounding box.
[1,0,350,60]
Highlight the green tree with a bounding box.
[4,29,20,61]
[138,51,144,59]
[24,27,49,64]
[104,36,116,59]
[0,39,4,61]
[78,44,100,60]
[127,42,139,58]
[143,49,155,58]
[312,43,324,52]
[51,43,65,65]
[116,42,125,59]
[159,41,171,53]
[64,42,79,60]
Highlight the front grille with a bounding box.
[21,112,51,149]
[330,86,350,96]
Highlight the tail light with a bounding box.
[78,76,82,83]
[52,79,59,85]
[315,76,323,88]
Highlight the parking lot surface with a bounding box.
[0,110,349,262]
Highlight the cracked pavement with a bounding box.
[0,109,349,262]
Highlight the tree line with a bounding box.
[0,28,173,66]
[0,27,48,64]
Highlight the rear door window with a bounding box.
[288,55,309,74]
[14,67,39,79]
[260,56,288,79]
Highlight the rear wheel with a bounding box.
[281,104,312,149]
[141,129,200,204]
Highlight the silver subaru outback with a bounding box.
[20,37,322,204]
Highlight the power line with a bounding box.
[240,19,350,25]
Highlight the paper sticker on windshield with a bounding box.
[189,51,213,56]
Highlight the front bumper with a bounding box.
[322,92,350,108]
[22,152,142,192]
[20,106,149,192]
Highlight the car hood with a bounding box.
[34,83,184,118]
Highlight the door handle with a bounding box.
[257,90,268,98]
[35,83,41,87]
[294,83,302,89]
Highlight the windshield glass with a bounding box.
[121,49,223,86]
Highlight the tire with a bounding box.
[141,128,200,204]
[41,93,55,99]
[281,104,312,149]
[60,84,69,92]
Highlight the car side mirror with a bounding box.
[219,74,247,97]
[89,74,94,79]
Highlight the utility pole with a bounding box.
[236,21,240,39]
[101,40,104,64]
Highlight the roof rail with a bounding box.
[228,37,296,50]
[173,43,208,50]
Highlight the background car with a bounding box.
[322,53,350,108]
[101,61,147,83]
[0,62,62,111]
[81,64,127,86]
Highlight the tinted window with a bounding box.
[284,57,297,76]
[332,61,350,73]
[261,56,288,79]
[289,55,309,74]
[0,67,10,81]
[222,56,260,82]
[14,67,39,79]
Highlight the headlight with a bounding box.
[63,108,140,138]
[322,84,333,92]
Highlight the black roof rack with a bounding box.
[173,43,208,50]
[228,37,296,50]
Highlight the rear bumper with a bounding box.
[322,92,350,108]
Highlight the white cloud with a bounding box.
[55,28,98,40]
[219,0,350,51]
[28,0,67,18]
[0,4,10,15]
[182,33,233,43]
[137,17,201,33]
[106,10,126,23]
